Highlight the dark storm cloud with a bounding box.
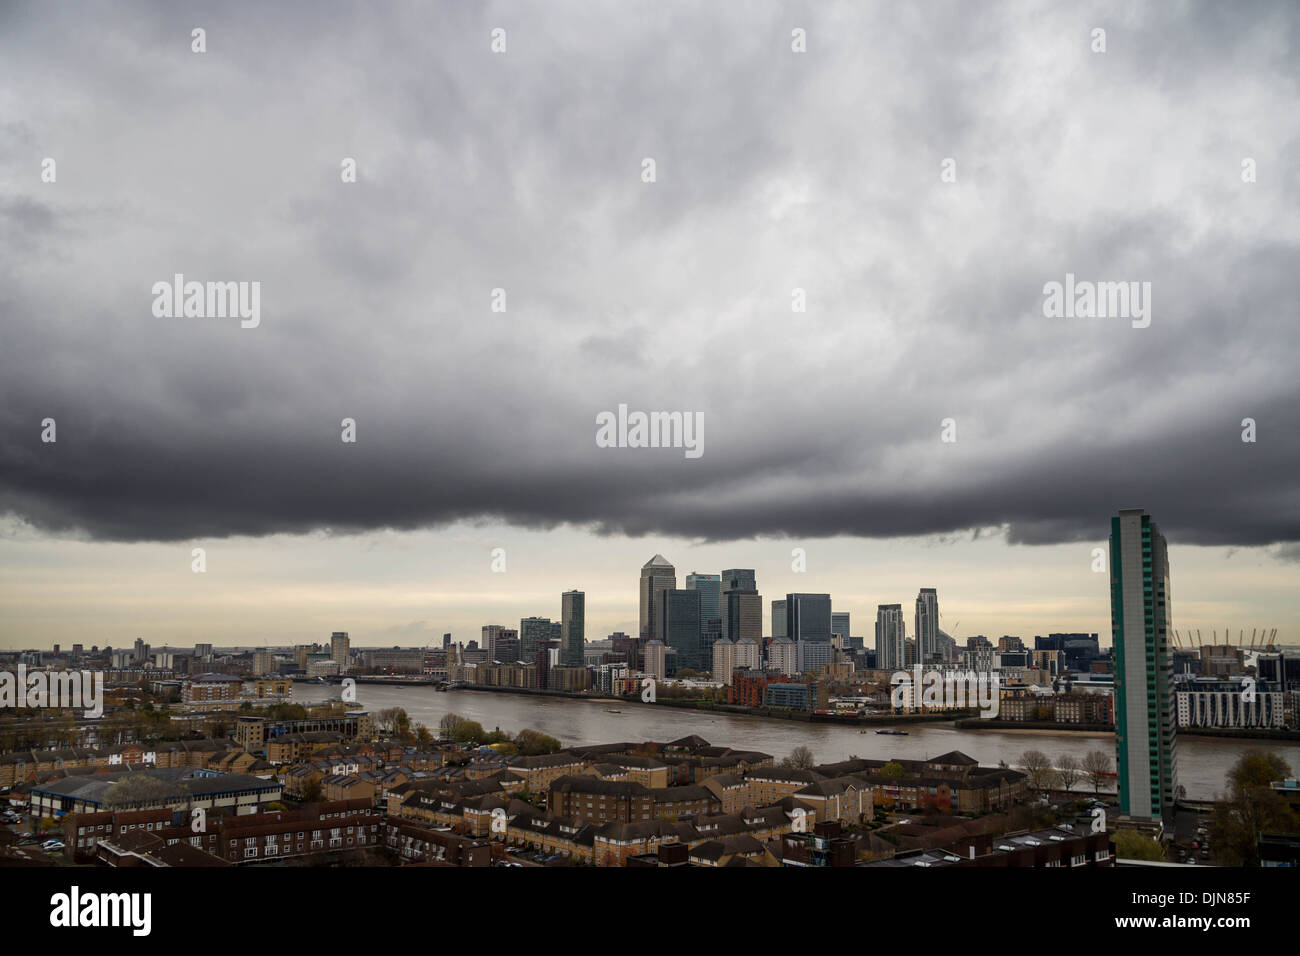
[1,0,1297,549]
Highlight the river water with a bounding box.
[293,683,1300,801]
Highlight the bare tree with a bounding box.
[781,745,816,770]
[1081,749,1113,794]
[1018,749,1053,791]
[1057,753,1082,793]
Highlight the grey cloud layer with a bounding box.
[1,1,1297,548]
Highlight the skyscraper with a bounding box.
[831,611,850,643]
[1111,509,1178,824]
[640,555,677,639]
[660,588,703,671]
[723,592,762,641]
[481,625,518,658]
[875,605,905,671]
[330,631,350,673]
[771,599,787,638]
[785,593,832,643]
[561,591,585,667]
[520,617,553,658]
[915,588,939,664]
[685,572,721,632]
[722,569,760,641]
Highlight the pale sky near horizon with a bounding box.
[1,518,1294,650]
[1,2,1296,650]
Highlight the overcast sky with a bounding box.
[1,1,1297,649]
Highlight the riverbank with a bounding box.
[451,685,969,726]
[954,718,1300,742]
[445,686,1299,743]
[955,718,1114,734]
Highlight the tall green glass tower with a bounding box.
[1110,509,1178,823]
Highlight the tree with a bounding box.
[452,720,486,745]
[781,745,816,770]
[301,779,323,802]
[1208,751,1298,866]
[881,761,905,779]
[515,729,561,756]
[439,713,467,738]
[1113,829,1164,861]
[1018,750,1053,791]
[1081,750,1112,794]
[1056,754,1082,793]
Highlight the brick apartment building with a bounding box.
[547,776,656,825]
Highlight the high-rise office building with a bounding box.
[643,640,668,679]
[330,631,350,673]
[561,590,585,667]
[771,600,787,638]
[797,639,834,676]
[875,605,905,671]
[519,617,553,658]
[722,569,760,641]
[640,555,677,639]
[722,569,756,592]
[724,592,763,641]
[660,588,703,671]
[914,588,939,664]
[685,573,721,633]
[481,625,518,658]
[785,593,832,643]
[1111,509,1178,824]
[831,611,850,643]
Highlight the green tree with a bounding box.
[453,720,486,745]
[881,761,905,779]
[1208,751,1298,866]
[515,729,561,756]
[1113,829,1164,861]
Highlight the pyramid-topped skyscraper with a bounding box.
[639,554,676,640]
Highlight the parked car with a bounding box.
[42,839,65,852]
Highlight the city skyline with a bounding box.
[2,532,1293,651]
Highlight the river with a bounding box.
[292,683,1300,801]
